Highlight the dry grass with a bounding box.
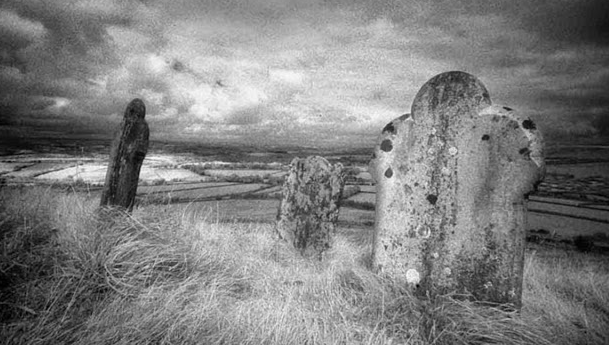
[1,185,608,344]
[523,247,609,345]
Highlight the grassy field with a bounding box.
[1,185,608,345]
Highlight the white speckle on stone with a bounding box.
[421,227,431,238]
[427,147,435,155]
[441,166,450,175]
[448,147,458,156]
[483,281,493,289]
[431,127,437,135]
[406,269,420,285]
[443,267,451,275]
[432,252,439,259]
[479,104,509,117]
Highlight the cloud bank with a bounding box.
[1,0,608,146]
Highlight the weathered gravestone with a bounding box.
[370,71,544,308]
[100,98,150,212]
[276,156,345,259]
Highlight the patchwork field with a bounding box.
[1,142,608,250]
[202,169,285,177]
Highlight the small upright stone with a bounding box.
[100,98,150,212]
[276,156,345,259]
[370,71,544,308]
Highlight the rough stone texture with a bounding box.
[276,156,345,259]
[370,71,545,308]
[100,98,150,212]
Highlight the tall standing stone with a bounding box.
[370,71,544,308]
[276,156,345,259]
[100,98,150,212]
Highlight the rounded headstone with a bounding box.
[371,71,544,308]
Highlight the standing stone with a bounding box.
[370,71,544,308]
[100,98,150,212]
[276,156,345,259]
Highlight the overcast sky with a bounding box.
[1,0,608,147]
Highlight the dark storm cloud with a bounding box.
[338,0,609,47]
[1,0,133,78]
[1,0,608,144]
[331,0,609,140]
[519,0,609,47]
[0,0,149,132]
[324,0,609,71]
[0,10,44,50]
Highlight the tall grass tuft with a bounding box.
[0,186,198,344]
[416,294,552,345]
[523,248,609,345]
[1,185,607,344]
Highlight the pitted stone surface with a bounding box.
[276,156,345,259]
[100,98,150,212]
[370,71,545,308]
